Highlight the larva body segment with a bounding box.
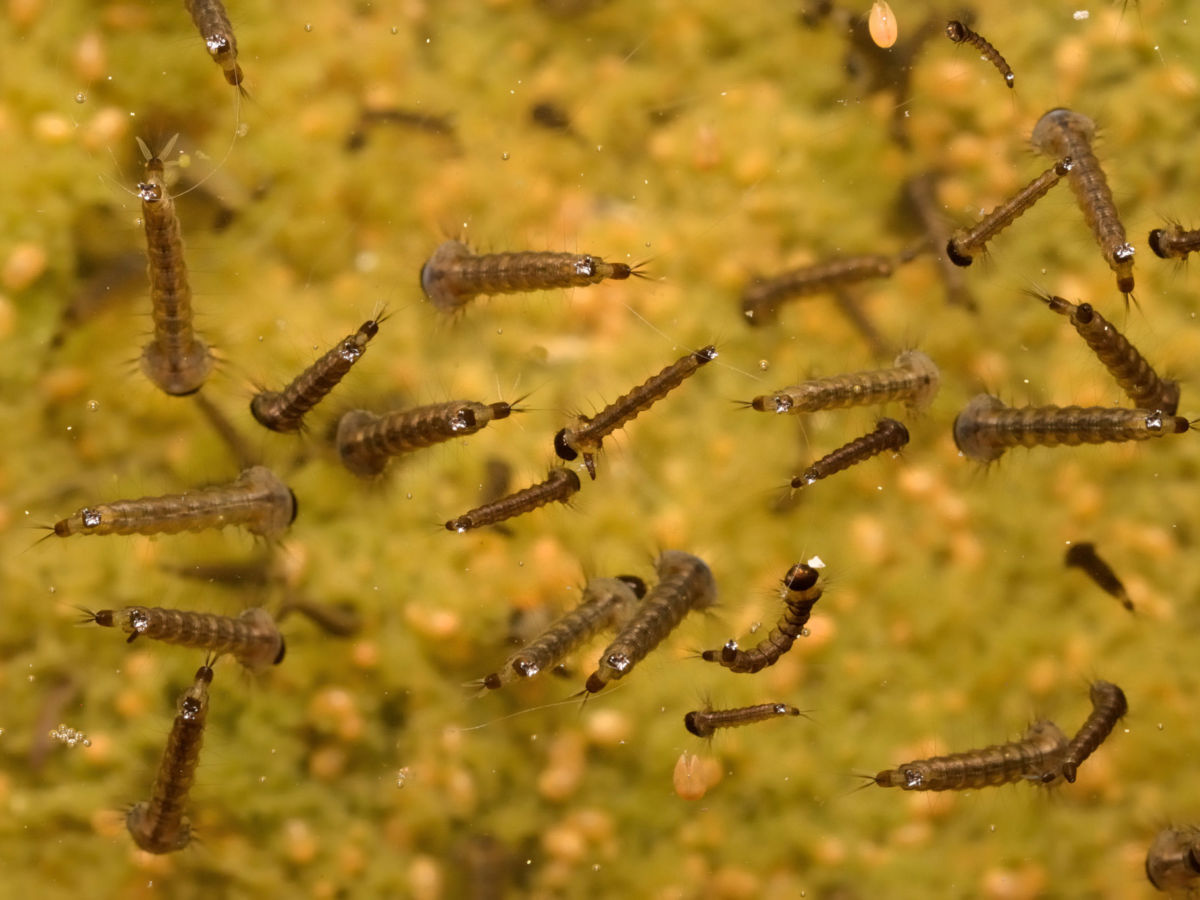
[1145,828,1200,893]
[751,350,939,415]
[1060,680,1127,783]
[945,20,1015,88]
[86,606,285,670]
[183,0,244,86]
[684,702,804,738]
[741,254,895,326]
[54,466,296,539]
[792,418,909,489]
[445,467,582,533]
[1064,542,1133,612]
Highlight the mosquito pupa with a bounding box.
[1031,108,1135,298]
[1064,542,1133,613]
[584,550,718,694]
[952,395,1188,463]
[1060,680,1128,783]
[126,662,213,855]
[420,241,640,313]
[336,399,514,478]
[1145,827,1200,893]
[700,562,823,674]
[1148,222,1200,261]
[555,345,717,478]
[251,315,384,433]
[741,254,896,326]
[82,605,285,670]
[945,20,1014,88]
[478,575,645,691]
[684,702,804,738]
[445,467,582,533]
[946,158,1072,267]
[53,466,296,540]
[749,350,939,415]
[1036,292,1179,414]
[791,418,909,489]
[873,719,1068,792]
[136,136,213,397]
[183,0,244,87]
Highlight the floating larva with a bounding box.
[82,606,285,670]
[555,345,717,478]
[1064,542,1133,613]
[945,20,1015,88]
[336,399,514,478]
[873,719,1068,791]
[183,0,244,87]
[750,350,939,415]
[136,136,213,397]
[1148,222,1200,261]
[251,315,384,433]
[1031,108,1135,298]
[277,595,362,638]
[420,241,640,313]
[445,467,582,533]
[126,662,213,854]
[1060,680,1128,783]
[868,1,898,49]
[1145,827,1200,893]
[701,563,823,674]
[478,575,645,691]
[952,395,1188,463]
[946,158,1072,267]
[192,392,258,470]
[791,418,909,489]
[684,702,804,738]
[741,254,896,326]
[53,466,297,540]
[903,173,977,311]
[1036,292,1179,415]
[585,550,718,694]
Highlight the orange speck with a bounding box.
[869,1,898,49]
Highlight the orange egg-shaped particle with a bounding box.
[869,1,898,49]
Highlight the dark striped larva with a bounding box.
[700,562,823,674]
[1031,108,1135,298]
[1145,827,1200,893]
[445,467,581,533]
[1064,542,1133,613]
[251,315,384,433]
[53,466,297,539]
[750,350,939,415]
[183,0,244,87]
[136,136,213,397]
[1149,222,1200,261]
[741,254,896,326]
[873,719,1068,792]
[945,20,1015,88]
[584,550,718,694]
[420,241,640,313]
[336,399,514,478]
[126,662,213,854]
[554,345,717,478]
[791,418,909,489]
[1060,680,1128,783]
[82,606,285,670]
[684,702,804,738]
[952,395,1188,463]
[946,158,1072,267]
[478,575,645,691]
[1037,292,1179,415]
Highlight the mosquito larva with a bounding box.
[946,158,1072,267]
[1145,827,1200,893]
[903,173,976,311]
[48,724,91,748]
[1031,108,1136,298]
[1148,222,1200,261]
[1060,680,1128,783]
[193,392,258,470]
[137,136,213,397]
[83,605,285,670]
[445,467,582,533]
[1064,542,1133,613]
[53,466,297,539]
[478,575,645,691]
[952,394,1189,463]
[420,240,640,313]
[701,562,823,674]
[873,719,1068,792]
[336,399,514,478]
[750,350,939,415]
[183,0,244,87]
[791,418,909,489]
[684,702,804,738]
[126,662,213,854]
[251,316,383,433]
[741,254,896,326]
[945,20,1015,88]
[555,345,717,478]
[277,595,362,638]
[584,550,718,694]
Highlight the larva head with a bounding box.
[872,768,905,788]
[445,516,474,533]
[683,711,712,738]
[482,673,503,690]
[1148,226,1177,260]
[944,20,968,42]
[783,564,819,592]
[420,240,474,312]
[553,427,579,462]
[693,345,719,365]
[945,238,974,268]
[953,393,1008,462]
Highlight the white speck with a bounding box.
[1073,10,1089,20]
[808,555,826,569]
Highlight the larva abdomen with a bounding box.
[1060,680,1127,783]
[741,254,895,326]
[183,0,244,86]
[445,467,581,533]
[87,606,285,670]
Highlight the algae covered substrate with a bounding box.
[2,1,1200,897]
